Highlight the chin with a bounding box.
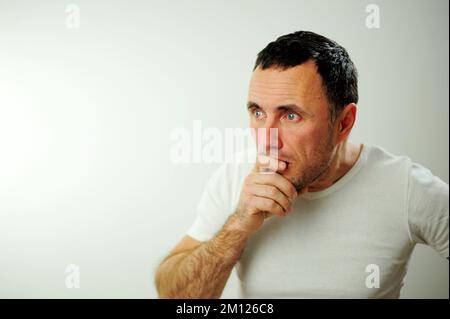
[281,170,300,185]
[282,166,304,190]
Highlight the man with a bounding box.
[155,31,449,298]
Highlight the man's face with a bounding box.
[247,59,338,192]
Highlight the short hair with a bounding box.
[254,31,358,122]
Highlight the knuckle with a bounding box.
[291,187,297,197]
[269,200,277,210]
[260,197,270,210]
[282,199,290,210]
[267,186,277,196]
[249,196,258,209]
[273,206,283,217]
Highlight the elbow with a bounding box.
[154,267,170,298]
[154,264,182,299]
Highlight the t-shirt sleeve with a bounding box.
[407,162,449,258]
[186,162,237,242]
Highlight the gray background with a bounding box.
[0,0,448,298]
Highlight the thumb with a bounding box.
[253,154,287,174]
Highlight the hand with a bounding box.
[229,154,298,235]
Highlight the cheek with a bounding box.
[282,126,330,165]
[282,126,316,149]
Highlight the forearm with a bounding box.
[155,215,249,298]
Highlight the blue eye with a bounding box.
[287,112,299,120]
[254,110,263,118]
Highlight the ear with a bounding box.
[336,103,357,143]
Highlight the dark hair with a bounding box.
[254,31,358,122]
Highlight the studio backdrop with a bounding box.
[0,0,448,298]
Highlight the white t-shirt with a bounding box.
[187,144,449,298]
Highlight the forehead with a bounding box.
[248,60,327,113]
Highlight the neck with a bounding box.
[301,140,362,194]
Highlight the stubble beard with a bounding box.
[290,131,336,193]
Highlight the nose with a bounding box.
[257,121,283,155]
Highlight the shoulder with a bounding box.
[365,144,411,168]
[406,160,448,212]
[366,143,448,202]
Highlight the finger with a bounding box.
[254,154,287,174]
[253,173,298,201]
[263,211,276,219]
[263,211,270,219]
[252,196,285,217]
[249,184,292,213]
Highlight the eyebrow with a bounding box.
[247,101,313,117]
